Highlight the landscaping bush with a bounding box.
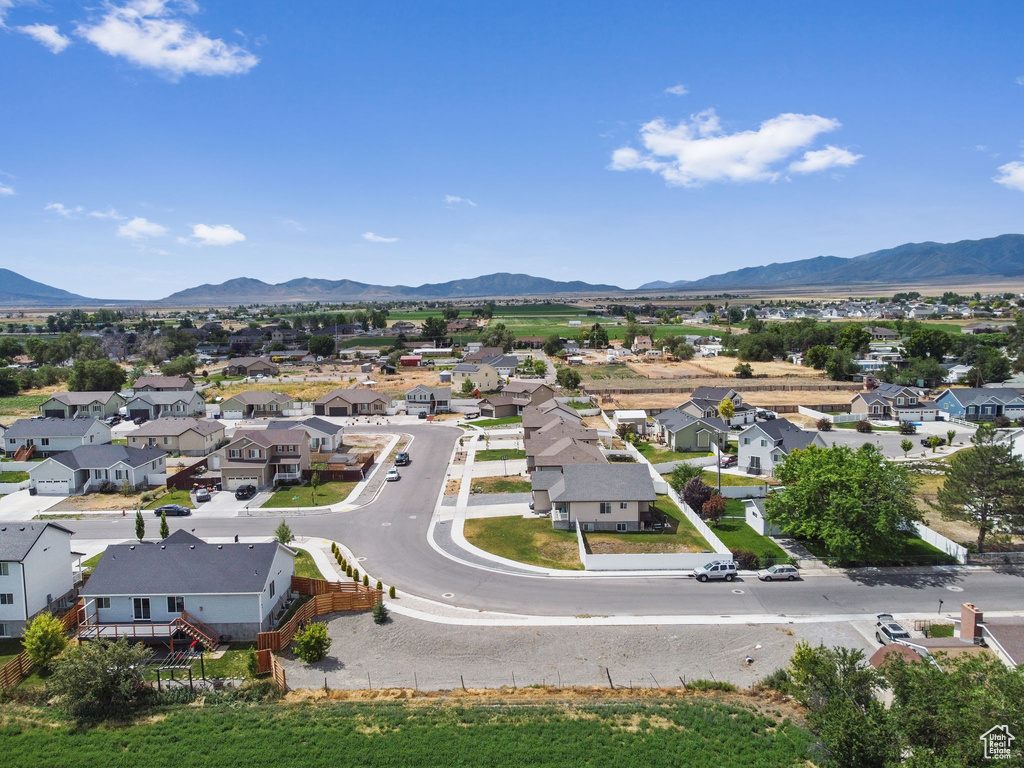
[855,419,873,433]
[898,422,917,435]
[372,599,389,625]
[97,480,118,494]
[352,568,359,582]
[376,580,382,591]
[928,623,955,638]
[816,418,833,432]
[389,585,396,598]
[346,565,352,577]
[362,575,369,586]
[49,637,152,719]
[756,667,793,694]
[245,648,261,678]
[682,477,713,516]
[730,548,760,570]
[22,611,67,673]
[292,621,332,663]
[669,463,702,493]
[993,415,1011,428]
[701,494,726,523]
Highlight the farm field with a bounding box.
[0,698,815,768]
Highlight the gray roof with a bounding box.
[653,408,727,434]
[530,471,564,492]
[133,376,192,389]
[227,356,278,368]
[48,391,121,406]
[0,522,73,562]
[49,444,166,470]
[751,418,820,453]
[406,385,451,399]
[453,363,481,373]
[267,417,344,436]
[128,391,202,406]
[548,464,657,503]
[82,530,291,596]
[314,388,389,404]
[5,417,106,438]
[502,380,550,395]
[690,386,737,402]
[221,390,293,405]
[481,354,519,369]
[229,429,307,448]
[937,387,1024,407]
[131,417,223,438]
[533,437,606,466]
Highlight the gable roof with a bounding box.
[314,388,389,405]
[127,391,202,406]
[406,385,451,399]
[690,386,738,402]
[0,522,73,562]
[501,380,551,396]
[481,354,519,369]
[522,401,582,429]
[49,444,165,470]
[220,390,294,406]
[533,437,606,466]
[5,417,105,438]
[47,391,121,406]
[227,356,278,368]
[130,417,223,438]
[133,376,192,389]
[547,464,656,503]
[229,428,307,448]
[82,530,291,596]
[936,387,1024,407]
[746,418,820,453]
[267,417,344,436]
[653,407,728,434]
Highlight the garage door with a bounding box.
[129,409,150,420]
[43,409,65,418]
[225,475,260,491]
[314,405,326,416]
[35,479,70,495]
[328,406,349,417]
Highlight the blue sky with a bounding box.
[1,0,1023,299]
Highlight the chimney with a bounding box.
[961,603,984,643]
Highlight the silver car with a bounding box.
[692,560,737,582]
[757,564,800,581]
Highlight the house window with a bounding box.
[92,469,105,480]
[97,597,110,609]
[0,594,14,605]
[897,397,904,406]
[248,449,261,459]
[133,598,151,620]
[909,397,917,404]
[0,624,8,638]
[599,502,612,514]
[166,596,184,613]
[760,439,767,447]
[41,438,50,447]
[872,406,880,414]
[616,523,627,532]
[230,449,240,459]
[743,437,750,445]
[583,523,594,532]
[163,437,171,445]
[619,502,628,509]
[0,563,8,576]
[92,404,101,412]
[269,581,275,598]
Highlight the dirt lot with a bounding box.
[279,612,871,691]
[624,360,713,379]
[49,491,151,511]
[214,380,346,402]
[608,386,860,412]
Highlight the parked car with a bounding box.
[154,504,191,517]
[234,484,257,500]
[692,560,737,582]
[756,410,777,420]
[394,452,410,466]
[133,415,148,425]
[875,613,912,644]
[194,487,211,502]
[757,564,800,581]
[720,454,738,468]
[104,415,122,426]
[417,411,427,419]
[385,468,401,482]
[920,436,946,447]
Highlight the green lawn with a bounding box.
[144,489,196,510]
[587,495,712,552]
[802,531,959,567]
[0,393,49,416]
[637,442,712,464]
[466,416,522,427]
[565,399,595,410]
[471,476,532,494]
[0,470,29,482]
[197,643,256,679]
[475,448,526,462]
[701,471,767,487]
[261,480,358,508]
[292,549,328,579]
[464,516,583,569]
[710,519,789,565]
[833,422,901,432]
[81,552,103,570]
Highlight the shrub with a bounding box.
[352,568,359,582]
[898,422,917,435]
[756,667,793,693]
[292,621,332,663]
[245,648,261,678]
[376,580,382,591]
[22,612,67,672]
[362,575,369,586]
[372,599,389,625]
[993,415,1011,428]
[346,565,352,577]
[816,418,833,431]
[855,419,873,433]
[730,548,760,570]
[274,521,293,545]
[389,585,396,598]
[682,477,713,515]
[688,679,738,692]
[669,463,702,493]
[49,637,152,719]
[701,494,726,523]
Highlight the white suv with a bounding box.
[692,560,737,582]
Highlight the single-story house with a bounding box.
[39,391,125,420]
[736,419,826,477]
[79,530,295,643]
[532,463,657,532]
[267,417,344,452]
[934,387,1024,422]
[225,356,280,377]
[4,417,111,459]
[218,391,295,419]
[528,436,606,472]
[522,400,583,438]
[405,385,451,416]
[849,382,937,422]
[0,522,77,638]
[125,391,206,421]
[131,376,195,392]
[30,445,167,496]
[127,417,226,457]
[463,347,505,363]
[515,336,546,349]
[477,396,516,419]
[219,429,310,490]
[651,408,729,452]
[452,363,501,392]
[313,388,390,417]
[865,326,900,341]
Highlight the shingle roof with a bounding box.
[82,530,291,596]
[221,390,294,405]
[230,429,307,448]
[267,417,343,436]
[751,418,820,453]
[690,386,736,401]
[4,417,105,438]
[130,417,223,438]
[502,380,550,395]
[938,388,1024,407]
[128,391,201,406]
[133,376,192,389]
[653,408,728,434]
[548,464,656,503]
[314,388,389,404]
[481,354,519,369]
[49,444,166,470]
[533,437,606,466]
[406,385,451,399]
[530,471,564,492]
[522,401,581,429]
[227,356,278,368]
[0,522,73,562]
[48,391,120,406]
[453,364,481,373]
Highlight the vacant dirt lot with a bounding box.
[625,360,714,379]
[608,386,860,412]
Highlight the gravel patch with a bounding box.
[279,612,871,691]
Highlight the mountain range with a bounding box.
[4,235,1024,306]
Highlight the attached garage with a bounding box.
[43,409,66,419]
[328,406,349,417]
[314,405,326,416]
[224,474,262,491]
[34,478,71,495]
[129,408,150,420]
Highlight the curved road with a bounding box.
[64,424,1023,619]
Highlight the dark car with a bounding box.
[133,415,148,425]
[720,454,738,468]
[417,411,427,419]
[394,452,410,466]
[920,436,946,447]
[154,504,191,517]
[234,484,257,500]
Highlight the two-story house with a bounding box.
[0,522,77,638]
[267,417,344,452]
[849,382,937,422]
[736,419,826,477]
[40,391,125,420]
[219,429,311,491]
[4,418,111,459]
[532,464,657,532]
[677,386,757,427]
[404,385,452,416]
[127,418,226,457]
[452,363,501,393]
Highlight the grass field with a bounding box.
[0,470,29,482]
[0,392,50,420]
[474,448,526,462]
[586,495,711,554]
[0,698,815,768]
[470,476,532,494]
[802,531,959,566]
[464,516,583,569]
[144,489,195,510]
[636,443,711,464]
[466,416,522,427]
[262,481,358,508]
[292,549,328,579]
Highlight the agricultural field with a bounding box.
[0,698,815,768]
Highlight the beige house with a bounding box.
[521,400,583,438]
[127,418,226,457]
[40,391,125,419]
[219,391,294,419]
[452,363,500,392]
[132,376,195,392]
[632,335,653,352]
[219,429,310,491]
[313,388,390,417]
[531,464,657,532]
[225,356,280,377]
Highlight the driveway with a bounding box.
[192,490,271,518]
[0,489,63,520]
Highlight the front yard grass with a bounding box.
[701,471,768,487]
[833,422,901,432]
[637,442,712,464]
[466,416,523,427]
[144,489,195,510]
[292,549,328,579]
[802,531,958,566]
[474,448,526,462]
[0,471,29,482]
[471,476,532,494]
[463,516,583,570]
[261,480,357,509]
[710,520,788,564]
[586,495,711,554]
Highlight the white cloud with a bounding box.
[1016,75,1024,86]
[444,195,477,207]
[45,202,84,217]
[664,84,688,96]
[278,217,306,232]
[181,223,245,245]
[609,108,858,186]
[88,207,126,220]
[994,161,1024,191]
[789,145,863,174]
[363,232,398,243]
[0,0,17,25]
[118,216,168,239]
[76,0,259,79]
[17,23,72,53]
[0,183,15,196]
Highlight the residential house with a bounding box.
[225,356,280,377]
[30,445,166,496]
[865,326,900,341]
[480,354,520,378]
[532,464,657,532]
[477,396,519,419]
[501,380,555,408]
[267,417,344,452]
[39,391,125,420]
[452,363,501,393]
[218,391,295,419]
[632,335,653,352]
[79,530,295,643]
[651,409,729,453]
[405,385,451,416]
[678,386,756,427]
[270,328,298,345]
[125,391,206,421]
[391,320,418,334]
[934,388,1024,422]
[219,429,311,490]
[313,388,390,417]
[4,418,111,459]
[528,436,606,472]
[515,336,546,349]
[849,382,937,422]
[736,419,825,477]
[612,410,648,437]
[522,400,583,438]
[0,523,77,638]
[131,376,195,392]
[127,418,226,457]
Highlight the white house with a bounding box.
[267,417,344,452]
[79,530,295,642]
[0,522,78,637]
[737,419,826,477]
[405,385,452,416]
[30,445,167,496]
[125,391,206,421]
[4,417,111,458]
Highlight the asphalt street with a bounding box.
[57,424,1024,618]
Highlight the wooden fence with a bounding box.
[256,577,382,652]
[166,459,213,491]
[255,649,288,690]
[306,453,374,482]
[0,605,81,690]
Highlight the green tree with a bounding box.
[542,333,562,356]
[900,438,913,458]
[293,621,332,663]
[160,354,198,377]
[764,444,919,562]
[372,598,389,625]
[927,435,942,453]
[309,471,320,506]
[836,324,871,354]
[49,637,152,718]
[717,397,735,421]
[420,316,447,341]
[0,369,19,396]
[532,359,547,376]
[588,323,609,348]
[134,509,145,541]
[804,344,831,369]
[903,327,950,359]
[307,334,336,359]
[479,322,515,352]
[946,429,956,447]
[825,349,860,381]
[668,463,702,492]
[275,520,294,545]
[460,376,476,396]
[245,648,261,678]
[67,358,127,391]
[931,425,1024,552]
[555,366,581,390]
[734,362,753,379]
[22,612,68,672]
